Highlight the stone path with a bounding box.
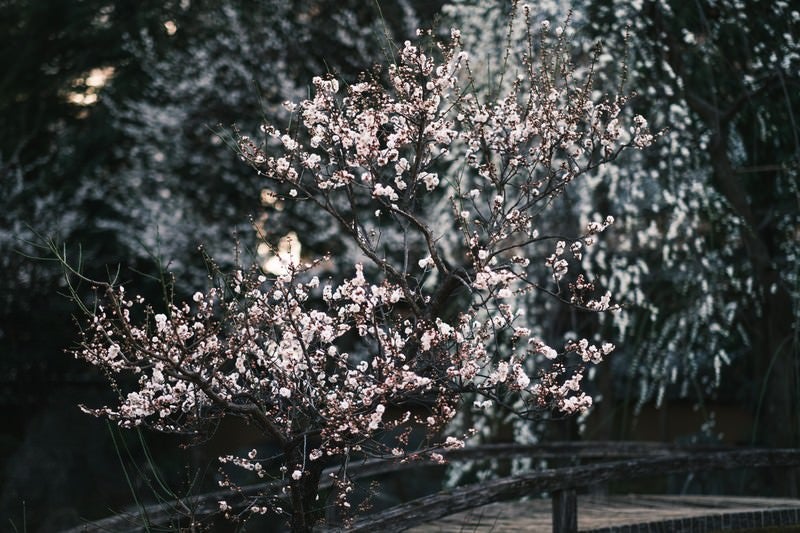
[407,495,800,532]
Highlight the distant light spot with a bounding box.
[66,66,115,107]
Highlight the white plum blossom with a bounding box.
[72,13,653,528]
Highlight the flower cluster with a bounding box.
[77,264,459,450]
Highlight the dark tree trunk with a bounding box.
[704,123,797,448]
[287,442,325,532]
[646,0,799,448]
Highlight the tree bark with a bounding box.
[287,442,325,532]
[647,0,798,448]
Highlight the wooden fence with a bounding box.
[342,448,800,533]
[63,442,800,532]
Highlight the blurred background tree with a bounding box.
[579,0,800,449]
[443,0,799,450]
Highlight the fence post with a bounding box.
[552,488,577,533]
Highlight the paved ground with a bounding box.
[407,494,800,532]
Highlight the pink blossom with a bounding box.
[70,15,654,523]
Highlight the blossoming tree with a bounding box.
[69,10,653,531]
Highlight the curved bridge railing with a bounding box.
[341,448,800,533]
[63,443,800,533]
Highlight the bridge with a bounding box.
[407,494,800,532]
[63,442,800,532]
[345,445,800,532]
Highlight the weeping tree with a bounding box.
[445,0,800,446]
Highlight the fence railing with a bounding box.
[62,442,800,533]
[342,448,800,533]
